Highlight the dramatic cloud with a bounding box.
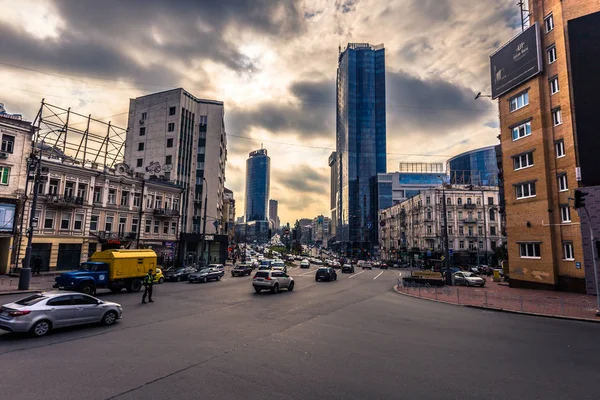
[0,0,521,223]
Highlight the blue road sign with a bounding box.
[449,249,453,255]
[367,222,373,229]
[576,261,581,269]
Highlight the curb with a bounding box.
[0,290,42,297]
[393,285,600,324]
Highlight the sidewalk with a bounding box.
[395,275,600,322]
[0,273,57,296]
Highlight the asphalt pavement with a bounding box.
[1,262,599,400]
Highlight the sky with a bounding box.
[0,0,522,226]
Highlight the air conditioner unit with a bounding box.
[0,152,7,159]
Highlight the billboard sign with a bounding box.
[490,23,542,99]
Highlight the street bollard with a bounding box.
[456,287,460,304]
[484,291,488,307]
[10,279,13,286]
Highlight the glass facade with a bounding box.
[245,149,270,222]
[448,146,499,186]
[336,43,386,253]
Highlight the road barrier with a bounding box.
[397,279,598,320]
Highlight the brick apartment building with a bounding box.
[493,0,600,293]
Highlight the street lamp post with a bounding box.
[438,176,452,285]
[18,155,41,290]
[199,177,208,267]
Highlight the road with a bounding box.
[1,263,599,400]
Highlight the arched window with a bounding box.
[467,198,472,205]
[446,197,451,205]
[457,198,463,205]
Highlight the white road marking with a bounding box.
[373,271,384,280]
[348,270,365,279]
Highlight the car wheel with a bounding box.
[254,287,261,293]
[315,277,319,282]
[202,277,207,283]
[288,281,294,291]
[102,311,118,326]
[79,283,94,295]
[271,284,279,294]
[129,279,142,292]
[216,275,221,281]
[31,319,52,337]
[158,277,164,284]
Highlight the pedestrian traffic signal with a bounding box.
[574,189,588,209]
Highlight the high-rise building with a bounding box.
[268,199,279,231]
[492,1,600,293]
[125,88,228,264]
[447,146,500,186]
[245,149,270,242]
[329,151,338,242]
[223,188,235,245]
[335,43,386,256]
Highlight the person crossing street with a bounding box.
[142,268,154,304]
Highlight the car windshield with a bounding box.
[255,272,269,278]
[15,294,48,306]
[79,262,109,272]
[317,268,328,272]
[462,272,476,277]
[173,268,185,273]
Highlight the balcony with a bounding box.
[463,204,476,209]
[95,231,137,241]
[463,218,478,224]
[46,195,85,206]
[154,208,180,218]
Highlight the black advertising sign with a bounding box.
[490,23,542,99]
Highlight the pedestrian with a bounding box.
[33,255,43,275]
[142,268,154,304]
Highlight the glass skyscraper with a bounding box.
[335,43,386,255]
[447,146,499,186]
[245,148,270,222]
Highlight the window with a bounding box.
[131,218,139,233]
[477,211,482,220]
[509,92,529,112]
[141,112,147,121]
[426,196,431,205]
[146,195,153,208]
[171,221,177,234]
[60,212,71,230]
[1,134,15,153]
[457,198,462,205]
[488,197,494,205]
[478,240,484,250]
[173,198,179,211]
[64,181,75,197]
[105,216,114,232]
[47,296,72,306]
[0,166,9,185]
[138,142,144,151]
[519,242,541,258]
[168,123,175,132]
[468,227,473,236]
[547,44,557,64]
[93,188,102,203]
[544,13,554,33]
[118,217,126,234]
[558,174,568,192]
[49,179,59,195]
[133,193,141,207]
[155,196,162,209]
[90,215,98,231]
[74,214,83,230]
[512,121,532,140]
[513,152,534,170]
[478,226,483,235]
[77,183,87,199]
[552,108,562,126]
[137,159,143,167]
[449,241,454,249]
[515,182,536,199]
[555,139,565,158]
[563,242,574,260]
[458,211,463,219]
[550,77,559,95]
[476,198,481,206]
[490,226,497,235]
[467,198,472,205]
[427,225,432,234]
[459,240,465,250]
[459,226,464,236]
[169,106,176,115]
[121,191,129,206]
[153,220,159,234]
[446,198,451,205]
[108,189,116,204]
[165,155,172,165]
[167,138,174,148]
[163,222,169,234]
[448,226,453,235]
[489,209,496,221]
[44,211,55,229]
[139,127,146,136]
[426,210,432,220]
[199,115,207,125]
[145,219,151,233]
[447,211,452,219]
[560,205,571,223]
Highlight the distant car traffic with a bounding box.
[361,262,372,270]
[454,271,486,287]
[252,271,294,293]
[341,264,354,273]
[0,292,122,337]
[315,267,337,282]
[231,263,253,277]
[300,259,310,268]
[379,263,388,270]
[189,268,224,283]
[165,267,198,282]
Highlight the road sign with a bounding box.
[576,261,581,269]
[449,249,453,255]
[441,256,445,261]
[426,250,431,257]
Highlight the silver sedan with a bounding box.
[0,292,122,337]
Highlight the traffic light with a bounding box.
[574,189,588,209]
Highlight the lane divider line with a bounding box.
[348,270,365,279]
[373,271,384,280]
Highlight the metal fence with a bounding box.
[397,279,598,320]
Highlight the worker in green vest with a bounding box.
[142,268,154,304]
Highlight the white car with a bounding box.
[252,270,295,293]
[300,259,310,268]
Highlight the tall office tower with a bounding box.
[245,149,270,242]
[125,88,227,264]
[335,43,386,257]
[269,199,279,231]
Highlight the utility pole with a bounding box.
[19,154,42,290]
[136,178,145,248]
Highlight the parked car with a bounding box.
[0,292,122,337]
[316,267,337,282]
[361,262,373,270]
[454,271,486,287]
[252,270,294,293]
[208,264,224,271]
[189,268,224,283]
[153,268,165,284]
[231,263,253,277]
[165,267,198,282]
[300,259,310,268]
[341,264,354,273]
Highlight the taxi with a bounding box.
[154,268,165,284]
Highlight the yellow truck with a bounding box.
[53,249,157,295]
